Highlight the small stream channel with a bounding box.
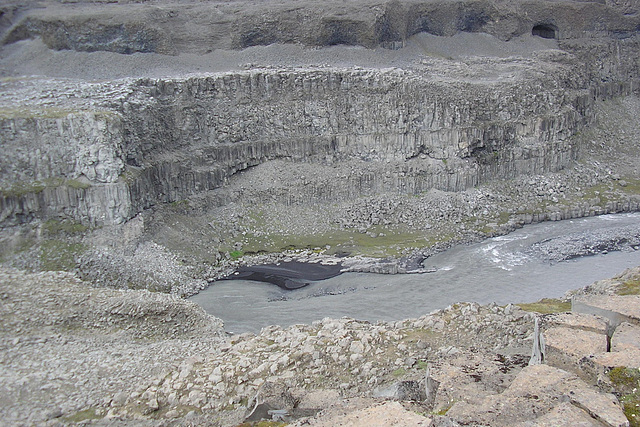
[190,213,640,333]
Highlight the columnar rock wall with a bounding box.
[0,35,639,225]
[0,112,124,185]
[120,66,635,214]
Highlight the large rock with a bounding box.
[543,327,608,376]
[543,312,610,335]
[447,364,628,427]
[518,401,606,427]
[611,322,640,353]
[290,401,433,427]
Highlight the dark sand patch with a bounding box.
[223,261,344,290]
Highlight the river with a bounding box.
[190,213,640,333]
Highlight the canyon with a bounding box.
[1,0,640,425]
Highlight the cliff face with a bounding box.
[0,1,639,226]
[3,0,639,54]
[122,66,583,209]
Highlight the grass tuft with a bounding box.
[617,279,640,296]
[609,367,640,426]
[517,298,571,314]
[40,240,86,271]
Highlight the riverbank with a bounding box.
[191,213,640,334]
[1,265,639,426]
[26,94,628,297]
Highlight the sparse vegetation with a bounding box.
[0,178,90,198]
[0,107,118,120]
[517,298,571,314]
[432,401,455,416]
[40,239,86,271]
[609,367,640,426]
[60,407,102,423]
[43,219,89,236]
[617,278,640,295]
[391,367,407,377]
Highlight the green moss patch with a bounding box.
[0,107,117,120]
[517,298,571,314]
[609,367,640,426]
[43,219,89,236]
[0,178,90,198]
[617,278,640,295]
[60,407,102,423]
[238,227,456,259]
[391,367,407,377]
[40,240,86,271]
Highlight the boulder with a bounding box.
[447,364,628,427]
[543,327,608,377]
[373,380,426,402]
[543,312,610,335]
[290,401,433,426]
[611,322,640,353]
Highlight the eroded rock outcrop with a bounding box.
[0,1,639,227]
[1,46,639,226]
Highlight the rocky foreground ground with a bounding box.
[1,265,640,426]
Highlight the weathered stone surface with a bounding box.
[447,364,628,427]
[544,312,610,335]
[544,327,608,370]
[5,0,640,55]
[611,322,640,353]
[570,387,630,427]
[588,350,640,372]
[516,401,604,427]
[373,380,426,401]
[0,267,225,425]
[290,401,433,427]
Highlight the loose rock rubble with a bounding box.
[2,265,639,425]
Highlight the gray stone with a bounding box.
[543,326,608,377]
[572,295,640,331]
[374,380,426,402]
[611,322,640,352]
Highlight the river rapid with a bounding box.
[191,213,640,333]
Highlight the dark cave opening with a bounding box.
[532,24,558,39]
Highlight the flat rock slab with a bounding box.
[447,364,628,427]
[590,349,640,371]
[290,401,433,426]
[611,322,640,352]
[573,295,640,329]
[544,312,610,335]
[516,401,607,427]
[544,326,608,367]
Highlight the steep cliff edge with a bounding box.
[1,36,639,226]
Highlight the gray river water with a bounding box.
[191,213,640,333]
